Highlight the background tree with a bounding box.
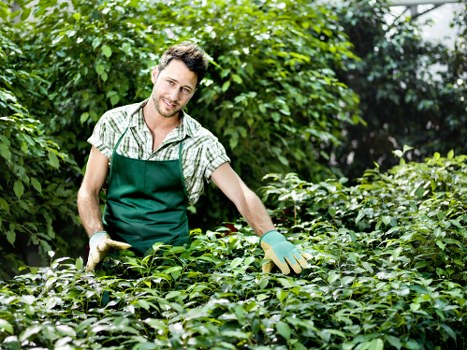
[333,0,467,181]
[0,21,79,279]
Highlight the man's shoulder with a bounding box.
[183,112,218,140]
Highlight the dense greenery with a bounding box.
[0,22,80,280]
[333,0,467,179]
[1,152,465,349]
[1,7,466,349]
[1,0,361,274]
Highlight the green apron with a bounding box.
[102,127,189,255]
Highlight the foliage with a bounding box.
[1,151,466,349]
[3,0,361,231]
[333,0,467,180]
[263,149,467,285]
[0,23,81,280]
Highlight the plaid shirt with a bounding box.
[88,100,230,205]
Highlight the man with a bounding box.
[77,42,310,274]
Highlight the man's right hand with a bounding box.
[85,231,132,272]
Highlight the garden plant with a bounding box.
[1,151,465,349]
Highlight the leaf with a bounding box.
[75,257,83,270]
[7,230,16,245]
[145,318,167,330]
[435,240,445,251]
[222,80,231,92]
[48,151,60,168]
[56,324,76,337]
[386,335,402,350]
[102,44,112,58]
[0,197,10,213]
[13,180,24,199]
[362,262,374,274]
[20,325,42,342]
[382,216,392,225]
[0,142,11,161]
[31,177,42,193]
[110,94,120,106]
[95,64,105,75]
[276,321,291,340]
[231,74,242,84]
[80,112,90,124]
[0,319,13,334]
[367,339,384,350]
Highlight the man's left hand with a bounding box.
[260,230,311,275]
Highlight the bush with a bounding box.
[0,24,81,279]
[1,151,465,349]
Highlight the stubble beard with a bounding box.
[152,94,180,119]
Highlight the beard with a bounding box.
[152,94,180,119]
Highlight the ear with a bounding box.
[151,67,159,84]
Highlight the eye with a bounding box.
[182,87,192,94]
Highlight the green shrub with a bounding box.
[0,24,81,279]
[1,151,465,349]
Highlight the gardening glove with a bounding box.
[85,231,131,272]
[260,230,311,275]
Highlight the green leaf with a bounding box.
[110,94,120,106]
[48,151,60,168]
[102,45,112,58]
[368,339,384,350]
[96,64,105,75]
[56,324,76,337]
[6,229,16,245]
[435,240,445,251]
[20,325,42,342]
[0,142,11,161]
[0,319,14,334]
[80,112,90,124]
[13,180,24,199]
[386,335,402,350]
[31,177,42,193]
[222,80,231,92]
[0,197,10,213]
[231,74,242,84]
[75,257,83,270]
[276,321,291,340]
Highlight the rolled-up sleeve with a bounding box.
[87,113,114,159]
[183,133,231,205]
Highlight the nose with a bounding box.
[168,86,180,102]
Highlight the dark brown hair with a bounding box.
[158,41,208,87]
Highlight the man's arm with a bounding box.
[211,162,274,237]
[77,146,109,238]
[211,162,310,274]
[78,146,131,272]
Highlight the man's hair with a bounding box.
[158,41,208,86]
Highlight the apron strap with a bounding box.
[178,140,189,201]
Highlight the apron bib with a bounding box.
[103,128,189,255]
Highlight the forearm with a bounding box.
[77,188,105,238]
[236,187,275,237]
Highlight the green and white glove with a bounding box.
[85,231,132,272]
[260,230,311,275]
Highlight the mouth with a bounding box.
[162,98,177,109]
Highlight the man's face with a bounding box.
[151,59,197,119]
